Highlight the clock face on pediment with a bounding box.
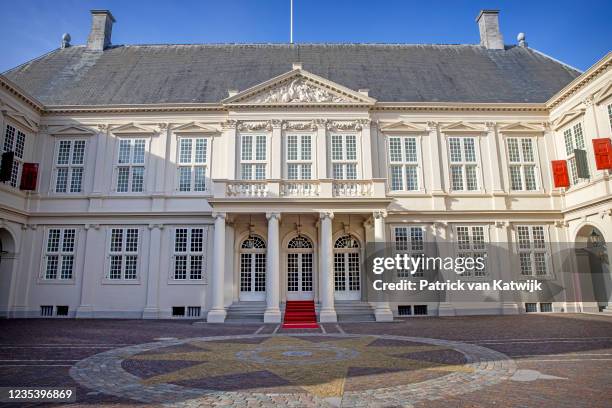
[223,70,375,106]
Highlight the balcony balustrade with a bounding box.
[212,179,386,199]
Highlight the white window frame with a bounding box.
[505,137,540,192]
[240,134,268,180]
[53,139,86,194]
[447,136,481,192]
[453,225,488,278]
[105,227,140,282]
[285,133,314,180]
[171,227,207,283]
[562,122,589,186]
[176,136,210,193]
[41,228,77,282]
[114,138,148,193]
[330,133,359,180]
[387,135,422,192]
[2,123,27,188]
[393,226,426,277]
[515,225,551,278]
[607,104,612,133]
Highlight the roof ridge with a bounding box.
[2,47,62,76]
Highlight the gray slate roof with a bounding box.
[3,44,581,105]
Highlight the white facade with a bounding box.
[0,14,611,322]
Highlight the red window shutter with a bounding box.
[551,160,570,188]
[592,138,612,170]
[19,163,38,191]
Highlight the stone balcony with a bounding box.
[211,179,387,199]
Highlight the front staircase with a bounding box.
[225,301,266,323]
[335,300,376,322]
[282,300,319,329]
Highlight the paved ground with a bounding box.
[0,314,611,407]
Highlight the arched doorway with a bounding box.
[0,228,16,318]
[239,235,266,301]
[575,225,611,312]
[333,234,361,301]
[286,235,314,300]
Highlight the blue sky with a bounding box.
[0,0,610,73]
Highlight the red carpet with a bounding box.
[282,300,319,329]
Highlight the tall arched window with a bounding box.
[239,235,266,301]
[286,235,314,300]
[333,234,361,300]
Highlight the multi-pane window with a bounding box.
[608,104,612,130]
[455,226,487,277]
[448,137,479,191]
[240,135,267,180]
[286,134,313,179]
[563,123,589,185]
[108,228,139,280]
[388,137,420,191]
[43,228,76,280]
[394,226,425,277]
[173,228,206,280]
[516,226,548,276]
[177,138,208,192]
[54,139,86,193]
[116,139,146,192]
[2,124,26,188]
[331,134,358,179]
[506,138,538,191]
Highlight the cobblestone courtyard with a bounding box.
[0,314,611,407]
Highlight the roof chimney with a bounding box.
[476,10,504,50]
[87,10,115,51]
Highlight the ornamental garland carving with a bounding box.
[326,120,369,131]
[249,78,350,104]
[282,121,318,131]
[237,121,272,131]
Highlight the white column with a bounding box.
[373,211,394,321]
[315,120,328,179]
[143,224,163,319]
[264,212,281,323]
[76,224,101,318]
[319,211,337,322]
[359,119,373,179]
[207,213,227,323]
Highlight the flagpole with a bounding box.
[290,0,294,44]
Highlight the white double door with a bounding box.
[239,252,266,301]
[286,252,314,300]
[333,251,361,301]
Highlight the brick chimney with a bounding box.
[476,10,504,50]
[86,10,115,51]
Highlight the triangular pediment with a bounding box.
[552,109,585,130]
[498,122,544,133]
[172,122,219,134]
[4,110,38,132]
[379,121,426,133]
[440,121,485,133]
[595,80,612,105]
[51,125,96,136]
[223,69,376,106]
[111,123,156,135]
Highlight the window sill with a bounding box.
[37,279,76,285]
[102,279,141,285]
[167,280,208,285]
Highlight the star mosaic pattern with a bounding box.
[124,335,472,398]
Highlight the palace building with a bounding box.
[0,9,610,322]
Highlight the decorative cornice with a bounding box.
[547,51,611,109]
